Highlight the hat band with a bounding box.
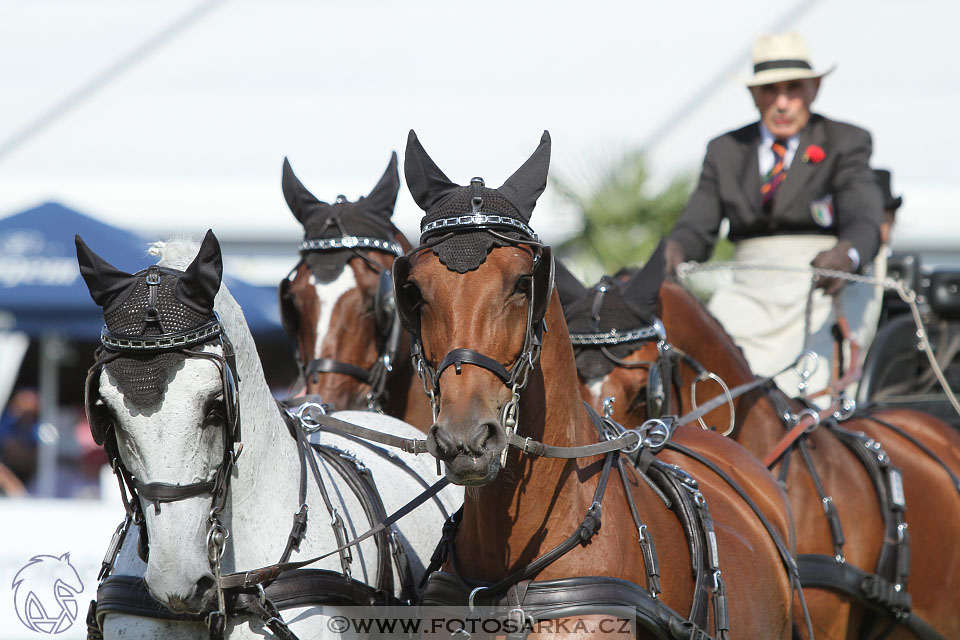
[753,59,813,73]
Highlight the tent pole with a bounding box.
[36,335,64,498]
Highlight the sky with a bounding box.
[1,0,958,273]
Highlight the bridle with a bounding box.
[568,277,672,418]
[392,178,555,467]
[279,213,404,411]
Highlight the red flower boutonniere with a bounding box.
[802,144,826,164]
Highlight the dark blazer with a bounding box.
[670,114,883,264]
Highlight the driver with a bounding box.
[664,32,883,403]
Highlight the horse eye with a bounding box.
[204,402,227,427]
[513,276,532,296]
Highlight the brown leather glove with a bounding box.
[810,240,854,295]
[665,239,687,276]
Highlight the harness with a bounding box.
[420,404,732,640]
[279,214,404,411]
[760,390,945,639]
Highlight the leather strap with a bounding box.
[305,358,372,384]
[797,555,943,639]
[421,572,715,640]
[437,348,511,383]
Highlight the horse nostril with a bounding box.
[194,576,216,601]
[428,424,457,458]
[466,421,499,455]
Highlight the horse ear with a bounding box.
[282,157,328,225]
[554,259,589,310]
[622,240,666,317]
[499,130,551,222]
[404,130,460,211]
[180,230,223,311]
[75,235,134,307]
[361,151,400,220]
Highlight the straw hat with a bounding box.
[743,33,836,87]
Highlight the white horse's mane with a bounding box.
[147,236,202,270]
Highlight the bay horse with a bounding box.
[78,232,460,639]
[396,130,795,638]
[278,154,432,429]
[565,253,960,639]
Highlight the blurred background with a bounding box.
[1,1,957,635]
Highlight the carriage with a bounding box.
[858,252,960,429]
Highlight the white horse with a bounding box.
[81,234,460,639]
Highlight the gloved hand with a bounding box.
[665,239,687,277]
[810,240,854,295]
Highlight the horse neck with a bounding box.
[455,294,596,580]
[217,295,304,567]
[660,281,785,450]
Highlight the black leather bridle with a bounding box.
[279,216,404,411]
[392,179,555,468]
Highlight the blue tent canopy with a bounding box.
[0,202,283,339]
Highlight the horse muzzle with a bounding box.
[427,418,506,486]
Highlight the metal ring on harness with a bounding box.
[797,408,821,433]
[294,402,328,433]
[639,418,671,450]
[690,371,736,436]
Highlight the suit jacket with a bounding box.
[670,114,883,265]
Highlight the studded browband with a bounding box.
[299,236,404,256]
[419,177,539,243]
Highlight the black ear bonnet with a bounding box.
[76,231,224,408]
[403,130,550,274]
[282,153,402,283]
[395,130,554,337]
[564,242,667,381]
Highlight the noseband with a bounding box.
[280,215,404,411]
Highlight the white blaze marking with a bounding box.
[309,269,358,360]
[587,379,605,404]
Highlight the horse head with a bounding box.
[396,129,554,485]
[279,153,413,411]
[77,230,240,614]
[561,242,668,426]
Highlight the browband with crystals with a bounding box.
[101,318,223,351]
[420,213,539,242]
[299,236,404,256]
[569,318,666,346]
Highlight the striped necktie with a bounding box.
[761,139,788,211]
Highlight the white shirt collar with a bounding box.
[759,123,801,153]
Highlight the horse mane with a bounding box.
[147,236,202,270]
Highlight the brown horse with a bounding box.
[568,255,960,639]
[278,155,432,429]
[397,130,794,638]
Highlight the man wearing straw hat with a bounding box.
[665,32,884,403]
